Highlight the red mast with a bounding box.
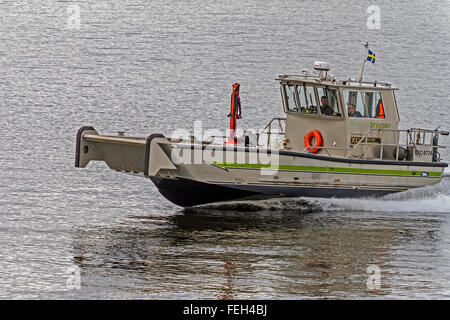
[227,83,241,144]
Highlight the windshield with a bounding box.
[283,84,298,112]
[297,84,318,115]
[317,87,342,117]
[344,90,385,118]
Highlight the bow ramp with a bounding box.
[75,127,176,177]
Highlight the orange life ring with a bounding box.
[304,130,323,153]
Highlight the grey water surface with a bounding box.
[1,0,450,299]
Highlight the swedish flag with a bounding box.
[367,49,376,63]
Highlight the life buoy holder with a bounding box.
[304,130,323,153]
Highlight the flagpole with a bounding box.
[359,42,369,82]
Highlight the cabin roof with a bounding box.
[276,74,399,90]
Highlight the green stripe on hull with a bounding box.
[212,162,442,177]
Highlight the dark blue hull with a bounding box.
[150,177,396,208]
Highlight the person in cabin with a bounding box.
[347,103,362,117]
[319,96,336,116]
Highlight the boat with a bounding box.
[75,60,448,207]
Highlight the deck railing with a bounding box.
[303,128,448,162]
[164,118,447,163]
[257,117,286,148]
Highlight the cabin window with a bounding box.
[283,84,298,112]
[317,87,342,117]
[297,84,318,115]
[344,90,385,119]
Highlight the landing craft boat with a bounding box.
[75,61,448,207]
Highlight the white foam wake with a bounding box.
[192,179,450,214]
[304,194,450,213]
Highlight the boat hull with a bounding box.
[150,176,396,207]
[149,143,446,207]
[75,128,447,208]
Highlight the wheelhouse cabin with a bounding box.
[276,62,418,161]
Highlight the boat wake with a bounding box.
[189,177,450,214]
[188,197,323,213]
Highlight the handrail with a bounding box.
[257,117,286,148]
[303,145,352,157]
[344,129,375,159]
[278,74,394,88]
[343,127,447,162]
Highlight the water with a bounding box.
[0,0,449,299]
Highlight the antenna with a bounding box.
[359,42,369,82]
